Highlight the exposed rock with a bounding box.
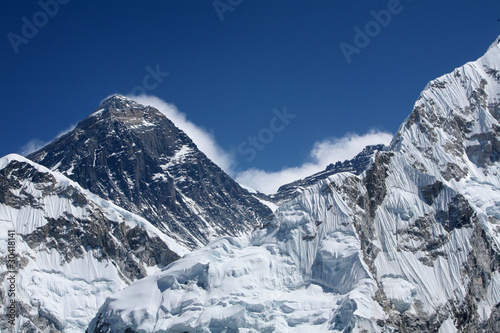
[456,222,500,331]
[272,144,385,203]
[466,132,500,167]
[420,181,444,206]
[364,152,392,219]
[0,156,186,331]
[28,95,271,249]
[436,194,474,233]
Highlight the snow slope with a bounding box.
[88,35,500,332]
[0,154,188,332]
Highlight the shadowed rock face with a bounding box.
[466,131,500,167]
[1,159,181,275]
[420,181,444,206]
[28,95,271,249]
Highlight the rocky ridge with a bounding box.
[0,154,187,332]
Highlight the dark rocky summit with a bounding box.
[28,95,271,249]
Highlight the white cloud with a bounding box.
[55,123,77,138]
[234,131,393,194]
[20,139,47,156]
[128,94,234,172]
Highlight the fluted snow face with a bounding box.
[393,36,500,185]
[88,176,384,332]
[88,36,500,332]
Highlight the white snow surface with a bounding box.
[90,177,384,332]
[0,154,188,332]
[88,37,500,332]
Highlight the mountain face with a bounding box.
[88,35,500,332]
[0,154,187,332]
[27,96,271,249]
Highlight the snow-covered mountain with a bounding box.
[0,96,274,332]
[27,95,271,249]
[87,35,500,332]
[0,154,188,332]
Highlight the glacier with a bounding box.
[88,35,500,332]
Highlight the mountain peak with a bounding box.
[98,94,139,110]
[102,93,128,101]
[389,31,500,184]
[96,94,144,111]
[27,96,271,250]
[86,95,166,130]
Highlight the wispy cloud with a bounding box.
[55,123,77,138]
[19,123,76,156]
[20,139,47,156]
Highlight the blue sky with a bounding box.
[1,0,499,192]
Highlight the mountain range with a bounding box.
[0,95,272,332]
[1,34,500,332]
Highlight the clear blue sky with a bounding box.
[1,0,499,177]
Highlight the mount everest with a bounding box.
[1,34,500,332]
[27,95,272,250]
[0,96,271,331]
